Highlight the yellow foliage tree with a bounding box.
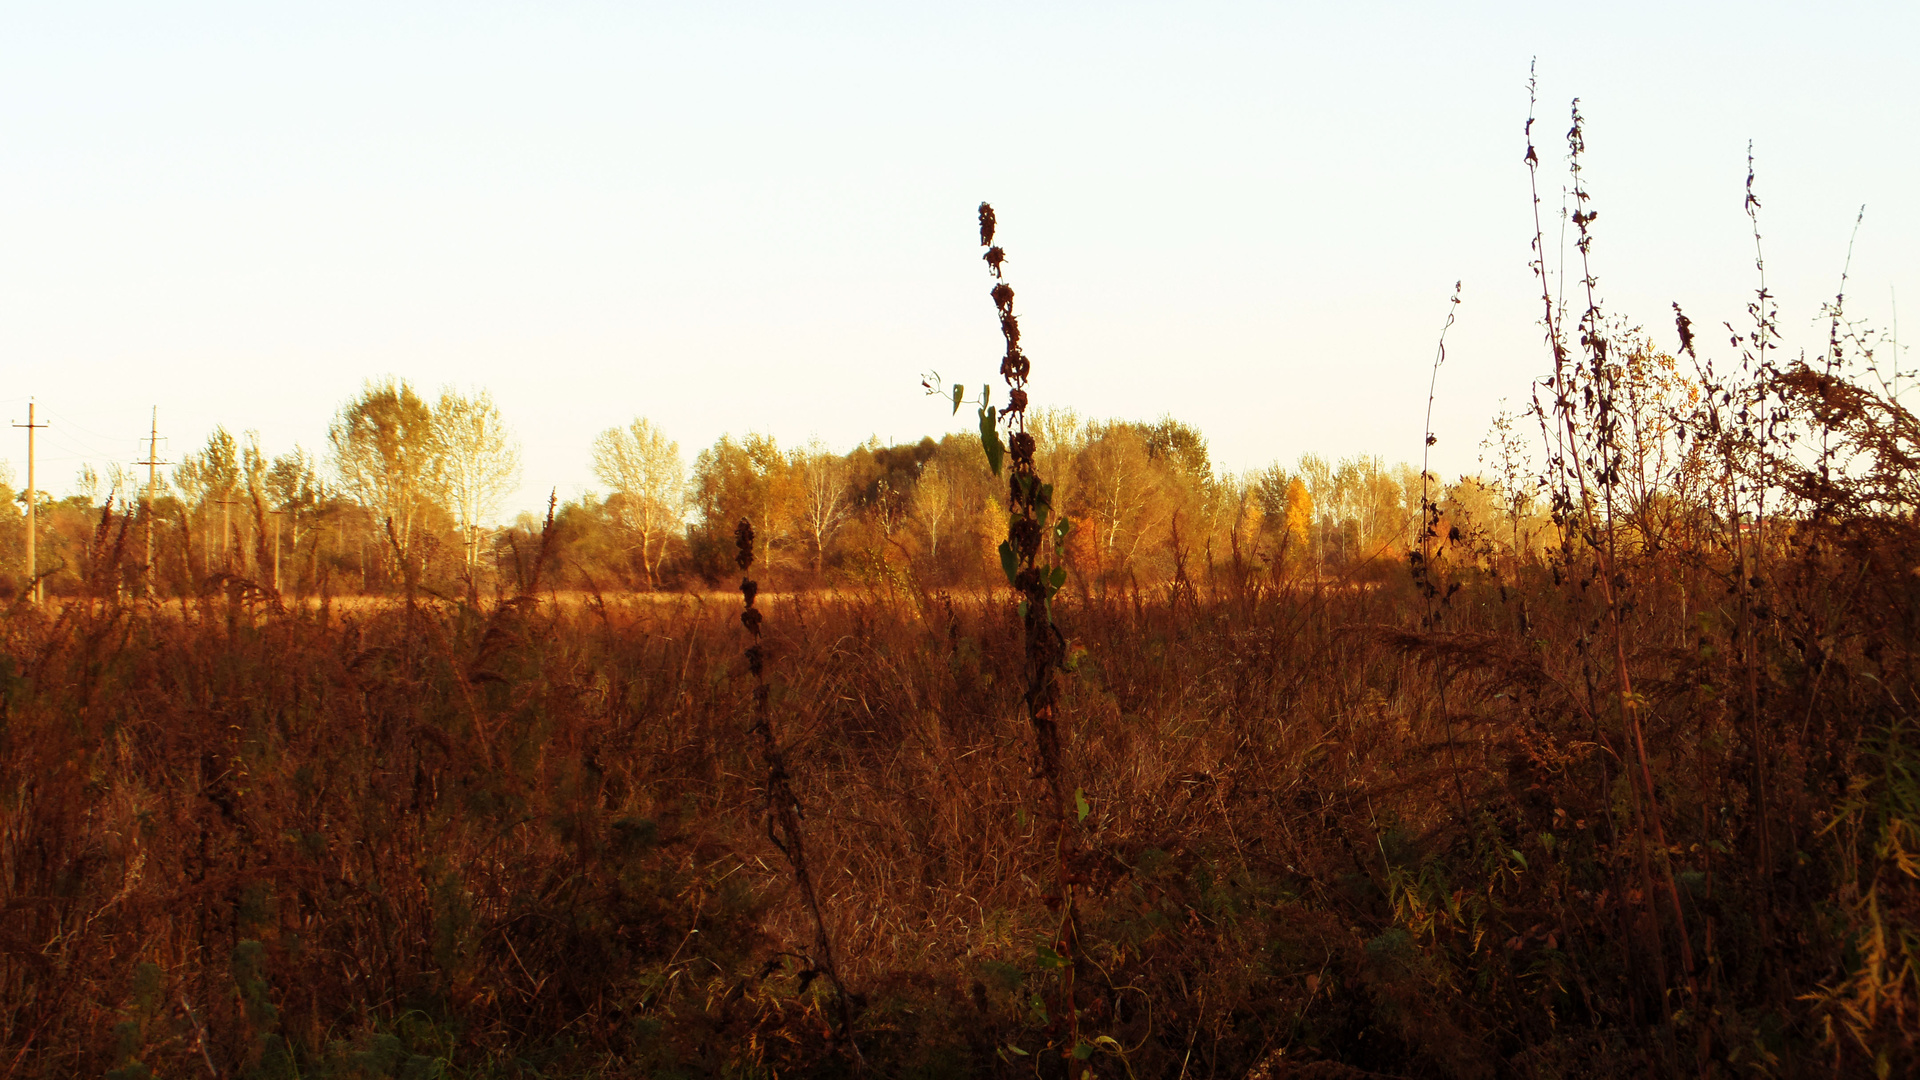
[1283,477,1314,566]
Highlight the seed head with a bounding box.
[1010,515,1041,557]
[978,202,996,247]
[735,518,755,571]
[1673,303,1695,356]
[1009,431,1036,465]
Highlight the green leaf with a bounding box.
[1037,482,1054,511]
[1049,566,1068,590]
[1005,1044,1029,1057]
[999,541,1019,586]
[979,406,1004,476]
[1034,945,1066,970]
[1073,1039,1095,1060]
[1055,516,1073,540]
[951,384,965,415]
[1017,599,1029,621]
[1511,849,1529,869]
[1075,787,1090,822]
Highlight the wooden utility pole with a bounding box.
[12,403,47,603]
[135,408,170,598]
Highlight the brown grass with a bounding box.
[4,98,1918,1080]
[2,512,1916,1078]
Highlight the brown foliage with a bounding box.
[0,486,1915,1077]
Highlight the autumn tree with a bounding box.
[1479,405,1552,561]
[1142,417,1212,486]
[689,433,790,579]
[1335,454,1414,566]
[1144,417,1219,578]
[590,417,684,587]
[431,388,521,572]
[328,378,442,571]
[1251,464,1292,525]
[911,457,957,568]
[239,431,273,577]
[925,432,1002,585]
[1281,477,1314,570]
[1073,422,1173,584]
[175,426,241,573]
[74,465,102,506]
[848,437,937,541]
[1610,333,1710,553]
[1222,473,1265,571]
[266,448,324,593]
[792,438,851,578]
[1028,408,1085,533]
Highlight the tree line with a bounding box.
[0,376,1578,600]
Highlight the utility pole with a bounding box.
[135,408,170,599]
[12,402,48,603]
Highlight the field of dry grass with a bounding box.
[3,510,1916,1078]
[4,121,1917,1080]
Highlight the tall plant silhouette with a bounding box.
[977,202,1084,1069]
[735,519,860,1064]
[1525,73,1699,1047]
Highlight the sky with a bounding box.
[1,2,1914,520]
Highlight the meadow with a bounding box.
[4,515,1916,1078]
[3,110,1918,1079]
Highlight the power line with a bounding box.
[137,408,172,598]
[11,403,48,604]
[38,406,139,448]
[40,424,136,459]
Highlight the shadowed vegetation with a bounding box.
[3,101,1917,1079]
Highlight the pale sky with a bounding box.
[3,2,1914,519]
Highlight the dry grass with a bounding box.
[2,514,1916,1078]
[4,102,1917,1080]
